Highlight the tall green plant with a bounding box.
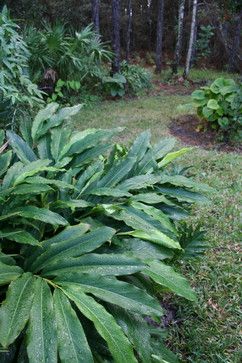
[0,103,212,362]
[0,6,43,127]
[121,61,152,95]
[25,24,112,84]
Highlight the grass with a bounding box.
[72,70,241,362]
[152,67,241,84]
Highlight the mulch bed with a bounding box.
[169,115,242,153]
[151,79,206,96]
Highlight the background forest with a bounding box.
[3,0,242,73]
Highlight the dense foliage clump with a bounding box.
[120,61,152,95]
[25,23,112,85]
[0,103,212,362]
[0,7,43,127]
[192,78,242,140]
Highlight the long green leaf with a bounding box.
[53,289,93,363]
[153,138,177,160]
[75,160,104,195]
[40,105,82,139]
[25,176,75,190]
[26,223,91,269]
[33,226,115,272]
[110,306,153,363]
[115,238,174,261]
[6,131,37,164]
[31,103,59,141]
[0,151,12,178]
[158,148,190,168]
[118,175,161,191]
[62,286,138,363]
[128,130,151,162]
[56,273,162,316]
[37,134,52,159]
[0,262,23,286]
[144,261,197,301]
[27,278,57,363]
[86,187,131,197]
[13,183,53,195]
[158,175,214,193]
[61,128,122,158]
[0,273,35,348]
[120,229,181,250]
[0,230,40,246]
[97,156,136,187]
[71,144,111,168]
[51,127,71,162]
[131,192,174,205]
[104,205,180,249]
[42,254,145,277]
[2,206,68,226]
[0,130,4,146]
[13,159,52,186]
[156,186,209,203]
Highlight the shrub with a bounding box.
[102,73,127,97]
[0,103,211,362]
[121,61,152,95]
[25,23,112,84]
[0,6,43,127]
[196,25,214,60]
[192,78,242,140]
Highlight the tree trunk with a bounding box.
[126,0,132,62]
[172,0,186,74]
[155,0,164,73]
[228,11,241,73]
[92,0,100,33]
[112,0,121,74]
[147,0,152,51]
[184,0,198,78]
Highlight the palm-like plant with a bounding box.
[25,24,112,83]
[0,103,212,362]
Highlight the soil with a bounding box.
[145,298,181,329]
[151,78,206,96]
[169,115,242,153]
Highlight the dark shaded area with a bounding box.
[170,115,242,153]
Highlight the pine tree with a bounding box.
[92,0,100,33]
[112,0,121,73]
[155,0,164,73]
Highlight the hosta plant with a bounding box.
[0,103,212,362]
[192,78,242,140]
[102,74,127,97]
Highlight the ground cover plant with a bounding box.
[0,102,214,362]
[191,78,242,140]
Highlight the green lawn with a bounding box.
[72,79,241,362]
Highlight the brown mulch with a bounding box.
[169,115,242,153]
